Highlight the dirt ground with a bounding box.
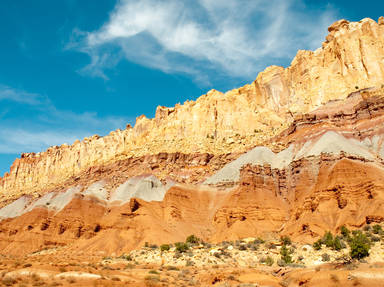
[1,253,384,287]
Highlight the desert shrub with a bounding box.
[204,243,212,249]
[149,270,159,275]
[265,256,274,266]
[238,245,247,251]
[221,250,231,258]
[280,244,292,264]
[348,231,370,259]
[363,225,371,232]
[280,236,292,245]
[370,235,380,242]
[321,253,330,262]
[322,231,334,248]
[175,242,189,253]
[253,237,265,244]
[316,232,344,250]
[277,259,286,267]
[372,224,383,234]
[333,236,343,251]
[266,242,277,249]
[186,235,200,244]
[340,225,350,237]
[313,239,322,250]
[260,256,274,266]
[352,230,361,236]
[160,244,170,252]
[165,266,179,271]
[249,244,258,251]
[149,244,158,249]
[120,254,132,261]
[297,255,304,261]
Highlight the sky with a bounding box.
[0,0,383,176]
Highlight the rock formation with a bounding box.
[1,86,384,256]
[1,17,384,201]
[0,17,384,257]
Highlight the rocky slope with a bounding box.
[1,87,384,257]
[0,17,384,260]
[1,17,384,200]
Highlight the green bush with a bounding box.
[175,242,189,253]
[260,256,274,266]
[267,242,277,249]
[280,236,292,246]
[372,224,383,235]
[238,245,247,251]
[265,256,274,266]
[313,239,322,251]
[280,244,292,264]
[277,259,286,267]
[370,235,380,242]
[363,225,371,232]
[333,236,343,251]
[160,244,170,252]
[349,231,370,259]
[315,231,344,250]
[186,235,200,244]
[322,231,334,248]
[321,253,330,262]
[254,237,265,244]
[119,254,132,261]
[340,225,350,237]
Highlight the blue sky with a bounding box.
[0,0,383,176]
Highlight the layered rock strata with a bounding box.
[1,17,384,200]
[1,87,384,256]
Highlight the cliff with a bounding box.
[1,17,384,200]
[2,87,384,256]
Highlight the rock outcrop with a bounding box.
[2,86,384,256]
[1,17,384,201]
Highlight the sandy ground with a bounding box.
[0,254,384,287]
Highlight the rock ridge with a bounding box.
[1,17,384,200]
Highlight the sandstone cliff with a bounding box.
[1,83,384,256]
[1,17,384,200]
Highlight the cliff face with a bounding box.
[1,17,384,200]
[1,85,384,256]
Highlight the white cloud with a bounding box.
[78,0,338,83]
[0,86,132,155]
[0,129,80,154]
[0,85,47,106]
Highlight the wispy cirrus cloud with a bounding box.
[75,0,338,84]
[0,85,132,155]
[0,85,47,106]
